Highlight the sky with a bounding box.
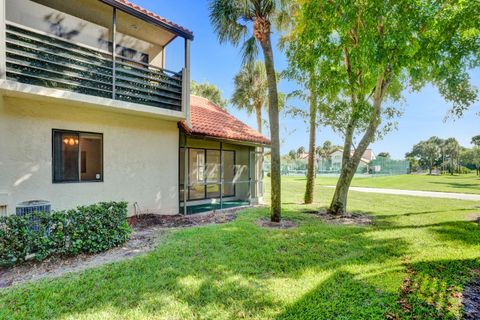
[135,0,479,159]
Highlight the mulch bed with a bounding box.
[256,218,298,229]
[128,211,237,229]
[463,270,480,320]
[304,209,373,226]
[0,211,239,289]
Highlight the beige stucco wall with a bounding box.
[0,96,179,216]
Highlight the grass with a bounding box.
[315,173,480,194]
[1,176,479,319]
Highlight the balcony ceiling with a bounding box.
[35,0,177,47]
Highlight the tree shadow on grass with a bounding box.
[431,221,480,246]
[427,180,480,192]
[275,271,398,320]
[0,211,409,320]
[397,258,480,319]
[373,207,476,220]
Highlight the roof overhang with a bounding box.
[99,0,194,40]
[179,126,271,148]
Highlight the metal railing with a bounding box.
[5,21,183,111]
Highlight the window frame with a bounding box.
[52,129,104,184]
[221,150,236,198]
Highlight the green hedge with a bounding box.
[0,202,131,267]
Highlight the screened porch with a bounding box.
[179,135,264,215]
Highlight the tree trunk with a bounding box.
[328,121,356,215]
[259,29,281,222]
[329,161,356,215]
[304,75,317,204]
[255,101,262,134]
[329,70,388,215]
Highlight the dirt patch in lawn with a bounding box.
[129,211,237,228]
[304,209,373,226]
[256,218,298,229]
[0,211,239,289]
[462,270,480,320]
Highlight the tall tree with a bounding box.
[443,138,461,175]
[288,149,297,160]
[286,0,479,215]
[190,80,228,110]
[210,0,285,222]
[472,135,480,147]
[406,137,442,175]
[377,152,391,159]
[316,140,336,169]
[231,61,267,133]
[303,76,318,204]
[296,146,306,157]
[277,1,319,204]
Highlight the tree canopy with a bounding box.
[231,61,267,133]
[190,80,228,110]
[406,137,442,174]
[472,135,480,147]
[284,0,479,214]
[377,152,391,159]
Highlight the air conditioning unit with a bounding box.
[16,200,51,231]
[16,200,51,216]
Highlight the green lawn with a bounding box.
[315,173,480,194]
[1,177,479,319]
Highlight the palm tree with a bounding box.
[303,75,318,204]
[316,141,335,170]
[443,137,460,175]
[209,0,284,222]
[231,61,267,134]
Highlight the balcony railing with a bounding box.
[4,22,183,111]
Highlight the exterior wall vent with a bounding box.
[16,200,51,216]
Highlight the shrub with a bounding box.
[455,166,472,174]
[0,202,131,267]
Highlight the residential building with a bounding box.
[322,149,376,172]
[0,0,269,216]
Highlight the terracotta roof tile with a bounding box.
[111,0,193,38]
[180,95,271,146]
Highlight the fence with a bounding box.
[264,157,410,177]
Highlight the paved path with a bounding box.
[325,186,480,201]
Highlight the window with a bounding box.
[53,130,103,183]
[179,148,236,201]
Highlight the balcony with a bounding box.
[1,0,192,114]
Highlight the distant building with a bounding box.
[322,149,376,172]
